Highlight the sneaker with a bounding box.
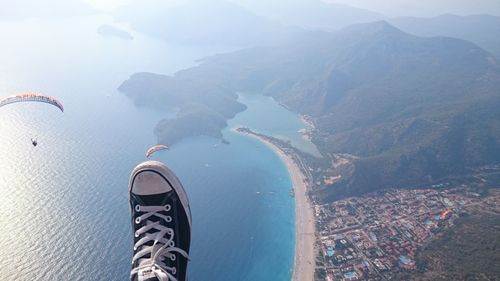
[129,161,192,281]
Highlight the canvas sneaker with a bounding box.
[129,161,191,281]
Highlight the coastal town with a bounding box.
[236,127,500,281]
[314,187,499,280]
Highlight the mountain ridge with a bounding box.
[390,14,500,58]
[115,0,303,47]
[119,21,500,201]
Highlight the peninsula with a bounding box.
[119,21,500,202]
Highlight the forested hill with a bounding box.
[390,14,500,58]
[119,21,500,201]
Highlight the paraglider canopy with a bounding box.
[0,93,64,112]
[0,93,63,149]
[146,144,169,158]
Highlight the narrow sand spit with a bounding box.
[236,129,315,281]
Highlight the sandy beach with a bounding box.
[236,129,316,281]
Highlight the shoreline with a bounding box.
[235,128,316,281]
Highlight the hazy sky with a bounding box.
[84,0,130,11]
[0,0,95,19]
[324,0,500,17]
[96,0,500,18]
[2,0,500,19]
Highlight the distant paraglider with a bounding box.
[0,93,64,112]
[146,144,169,158]
[0,93,64,147]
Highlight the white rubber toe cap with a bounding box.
[129,160,191,227]
[131,170,173,195]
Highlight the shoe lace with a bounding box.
[131,205,189,281]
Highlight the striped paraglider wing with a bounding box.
[146,144,169,158]
[0,93,64,112]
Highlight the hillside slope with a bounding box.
[120,21,500,200]
[390,14,500,58]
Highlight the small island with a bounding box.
[97,24,133,40]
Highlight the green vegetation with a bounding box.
[119,21,500,200]
[396,212,500,281]
[390,14,500,58]
[118,72,245,144]
[154,103,227,145]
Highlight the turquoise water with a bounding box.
[230,93,321,157]
[0,14,305,281]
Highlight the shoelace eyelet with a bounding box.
[131,205,187,280]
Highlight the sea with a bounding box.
[0,15,317,281]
